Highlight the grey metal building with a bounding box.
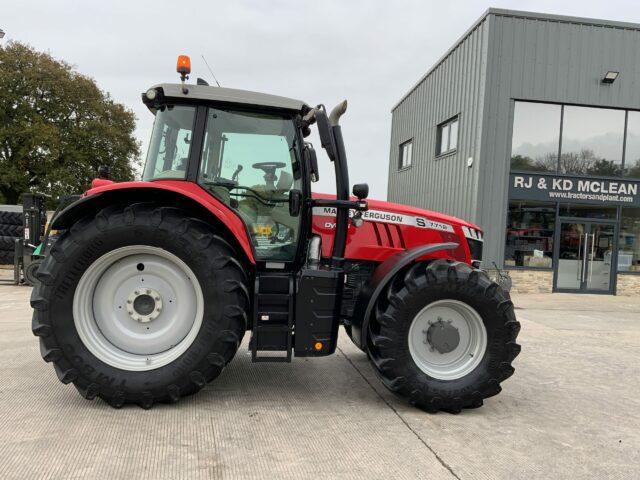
[388,8,640,295]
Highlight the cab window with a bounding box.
[143,105,196,181]
[198,108,302,261]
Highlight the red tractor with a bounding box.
[31,57,520,412]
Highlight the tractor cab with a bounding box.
[141,90,308,264]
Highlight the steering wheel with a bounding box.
[252,162,286,172]
[252,162,286,188]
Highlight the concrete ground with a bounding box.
[0,272,638,479]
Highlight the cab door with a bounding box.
[197,107,305,264]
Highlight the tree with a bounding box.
[587,158,624,177]
[625,159,640,178]
[0,41,140,205]
[510,153,557,172]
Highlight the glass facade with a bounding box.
[619,208,640,272]
[511,102,560,172]
[511,101,638,177]
[560,106,625,176]
[507,100,640,287]
[624,111,640,178]
[505,201,555,268]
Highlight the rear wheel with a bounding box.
[368,259,520,413]
[31,203,249,408]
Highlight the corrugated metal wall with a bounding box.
[478,12,640,266]
[388,9,640,267]
[387,18,489,223]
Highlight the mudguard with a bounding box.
[349,242,459,350]
[51,180,256,264]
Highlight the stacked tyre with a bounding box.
[0,210,23,264]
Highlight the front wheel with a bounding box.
[31,203,249,408]
[368,260,521,413]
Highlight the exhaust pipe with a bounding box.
[329,100,347,126]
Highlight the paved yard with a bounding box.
[0,274,638,479]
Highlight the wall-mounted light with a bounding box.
[602,71,619,84]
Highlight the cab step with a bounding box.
[250,273,294,362]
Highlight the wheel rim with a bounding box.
[73,246,204,371]
[408,299,487,380]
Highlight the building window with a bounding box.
[511,102,561,172]
[399,139,412,169]
[505,201,555,268]
[560,106,625,176]
[619,207,640,273]
[624,111,640,178]
[436,116,458,156]
[511,101,637,177]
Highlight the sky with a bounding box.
[4,0,640,200]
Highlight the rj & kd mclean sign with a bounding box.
[509,173,640,207]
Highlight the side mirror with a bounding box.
[289,189,302,216]
[352,183,369,200]
[304,143,319,182]
[315,108,337,161]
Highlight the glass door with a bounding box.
[556,222,585,290]
[586,223,615,291]
[555,220,617,293]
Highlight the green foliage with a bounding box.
[0,41,140,206]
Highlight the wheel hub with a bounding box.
[127,288,162,323]
[408,299,488,380]
[424,318,460,354]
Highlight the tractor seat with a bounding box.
[276,170,293,192]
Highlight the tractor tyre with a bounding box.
[0,248,14,264]
[31,203,249,408]
[368,259,520,413]
[0,210,22,226]
[0,235,16,250]
[24,259,43,286]
[0,224,23,237]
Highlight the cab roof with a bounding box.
[145,83,310,114]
